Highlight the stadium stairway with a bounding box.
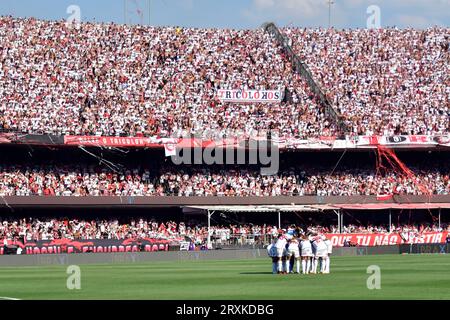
[263,22,349,136]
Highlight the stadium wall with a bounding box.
[2,245,448,266]
[1,195,449,208]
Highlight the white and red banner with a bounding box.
[65,136,152,147]
[376,194,394,201]
[354,135,450,148]
[0,238,174,255]
[325,232,449,247]
[433,135,450,147]
[379,135,438,148]
[286,135,450,150]
[61,135,450,150]
[217,89,283,103]
[64,136,181,149]
[162,138,178,157]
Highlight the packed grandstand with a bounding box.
[1,218,449,242]
[0,17,447,138]
[0,164,448,196]
[0,16,448,255]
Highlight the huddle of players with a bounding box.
[267,233,332,274]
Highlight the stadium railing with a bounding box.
[263,22,348,134]
[210,233,273,248]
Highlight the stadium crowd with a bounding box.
[0,165,448,197]
[2,18,447,140]
[0,16,334,139]
[285,27,449,136]
[1,218,448,242]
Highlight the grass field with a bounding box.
[0,254,449,300]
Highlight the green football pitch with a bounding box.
[0,254,449,300]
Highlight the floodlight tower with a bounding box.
[327,0,335,28]
[124,0,150,25]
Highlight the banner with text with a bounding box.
[57,135,450,150]
[325,232,448,247]
[217,89,283,103]
[0,238,177,255]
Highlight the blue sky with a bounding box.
[0,0,448,29]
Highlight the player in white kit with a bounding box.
[266,240,279,274]
[275,234,288,274]
[312,235,328,274]
[286,237,301,273]
[323,237,333,274]
[300,235,313,274]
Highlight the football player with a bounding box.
[311,234,328,274]
[275,233,288,274]
[266,239,279,274]
[323,236,333,274]
[300,234,313,274]
[287,236,301,273]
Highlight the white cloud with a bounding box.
[244,0,449,28]
[343,0,366,8]
[253,0,275,9]
[252,0,327,18]
[391,14,443,28]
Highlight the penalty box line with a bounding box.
[0,296,21,300]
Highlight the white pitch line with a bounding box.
[0,297,21,300]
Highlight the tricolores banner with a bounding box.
[217,89,283,103]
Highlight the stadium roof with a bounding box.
[333,203,450,210]
[184,203,450,213]
[183,205,334,213]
